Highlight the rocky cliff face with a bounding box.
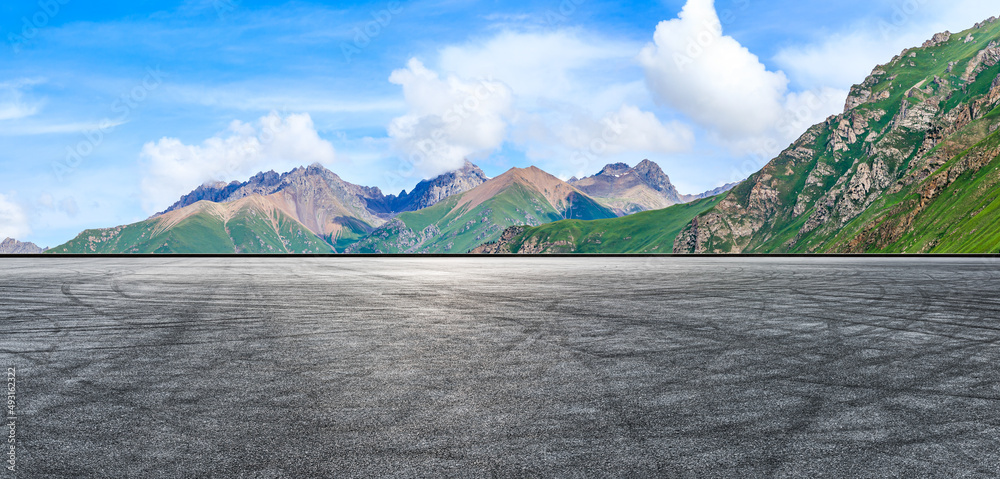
[674,17,1000,253]
[470,226,526,254]
[0,238,46,254]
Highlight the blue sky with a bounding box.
[1,0,997,247]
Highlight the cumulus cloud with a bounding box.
[516,104,692,178]
[422,29,695,176]
[638,0,845,158]
[640,0,786,137]
[0,194,30,240]
[439,29,639,107]
[388,58,514,178]
[140,112,336,213]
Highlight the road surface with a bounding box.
[2,257,999,477]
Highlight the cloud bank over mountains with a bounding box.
[140,112,337,213]
[387,59,514,179]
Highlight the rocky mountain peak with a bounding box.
[674,16,1000,254]
[568,159,684,215]
[633,159,673,192]
[380,161,489,213]
[157,159,490,222]
[0,238,46,254]
[597,163,632,177]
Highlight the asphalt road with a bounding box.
[2,257,1000,478]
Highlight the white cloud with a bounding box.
[637,0,846,155]
[0,119,128,136]
[139,112,336,213]
[639,0,789,138]
[0,194,30,240]
[775,0,1000,91]
[515,104,694,178]
[387,58,514,178]
[555,105,694,156]
[439,29,639,107]
[0,79,43,122]
[427,29,695,177]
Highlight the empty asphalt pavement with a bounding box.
[2,257,1000,477]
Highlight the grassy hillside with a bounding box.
[824,119,1000,253]
[482,195,724,254]
[49,200,334,254]
[348,169,617,254]
[673,18,1000,253]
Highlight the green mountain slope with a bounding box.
[48,196,333,254]
[473,195,724,254]
[672,17,1000,253]
[346,167,617,253]
[829,118,1000,253]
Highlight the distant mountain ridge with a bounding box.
[0,238,46,254]
[569,159,684,215]
[157,161,488,219]
[347,166,616,253]
[50,158,728,254]
[367,160,489,214]
[680,182,740,203]
[145,162,490,250]
[569,159,738,215]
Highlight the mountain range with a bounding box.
[347,166,617,253]
[47,158,723,254]
[479,17,1000,255]
[39,17,1000,255]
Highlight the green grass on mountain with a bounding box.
[330,216,374,252]
[823,125,1000,253]
[670,18,1000,254]
[48,204,334,254]
[498,195,724,254]
[349,182,617,254]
